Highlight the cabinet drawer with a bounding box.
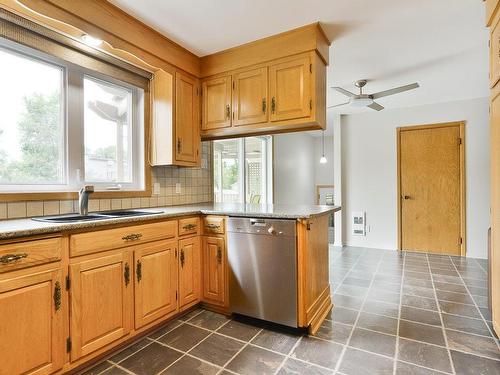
[70,220,177,257]
[203,216,225,235]
[179,217,200,236]
[0,237,62,273]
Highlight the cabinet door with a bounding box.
[0,269,64,375]
[179,236,201,309]
[175,72,200,165]
[233,67,268,126]
[202,75,232,130]
[269,55,311,122]
[135,240,178,328]
[70,252,133,361]
[202,236,226,305]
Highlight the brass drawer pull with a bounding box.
[122,233,143,241]
[0,253,28,264]
[180,249,185,268]
[206,223,220,230]
[226,104,231,120]
[262,98,266,113]
[217,247,222,264]
[182,224,197,231]
[124,262,130,286]
[136,260,142,282]
[271,97,276,113]
[54,281,61,311]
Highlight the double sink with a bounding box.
[32,209,163,223]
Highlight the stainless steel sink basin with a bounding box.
[32,210,163,223]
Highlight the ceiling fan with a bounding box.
[329,80,419,111]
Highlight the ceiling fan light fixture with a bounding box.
[350,97,374,107]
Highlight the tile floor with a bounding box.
[81,246,500,375]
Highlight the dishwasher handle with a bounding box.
[250,219,266,226]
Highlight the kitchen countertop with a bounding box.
[0,203,340,240]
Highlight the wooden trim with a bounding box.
[486,0,500,26]
[396,121,466,256]
[200,23,330,77]
[316,184,334,204]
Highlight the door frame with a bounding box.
[396,121,466,255]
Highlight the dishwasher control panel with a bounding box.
[226,217,296,236]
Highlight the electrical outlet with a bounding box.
[175,182,181,194]
[153,183,161,195]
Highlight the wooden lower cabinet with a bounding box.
[178,236,201,309]
[0,267,64,375]
[69,251,133,361]
[202,236,226,306]
[134,240,178,328]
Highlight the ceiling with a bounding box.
[109,0,489,134]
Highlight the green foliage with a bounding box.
[0,92,62,183]
[222,161,238,189]
[88,145,116,160]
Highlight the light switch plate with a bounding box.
[153,182,161,195]
[175,182,181,194]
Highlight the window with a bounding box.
[213,136,273,204]
[0,37,146,193]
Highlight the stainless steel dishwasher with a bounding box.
[227,217,297,327]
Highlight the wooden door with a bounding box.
[134,240,178,328]
[202,75,232,130]
[233,67,268,126]
[202,236,226,305]
[269,55,311,122]
[0,269,64,375]
[178,236,201,309]
[398,123,464,255]
[175,72,200,165]
[491,86,500,335]
[491,9,500,87]
[70,252,133,360]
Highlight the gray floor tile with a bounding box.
[109,338,153,363]
[251,328,300,354]
[433,281,468,294]
[332,294,364,310]
[330,306,359,325]
[339,347,394,375]
[101,367,130,375]
[277,358,333,375]
[397,338,452,373]
[189,333,243,366]
[226,345,284,375]
[401,295,438,311]
[187,310,230,331]
[438,300,482,319]
[450,349,500,375]
[367,289,401,304]
[395,361,445,375]
[161,355,219,375]
[148,320,183,340]
[435,290,475,305]
[81,360,113,375]
[399,321,446,346]
[357,312,398,335]
[446,330,500,360]
[159,324,211,352]
[442,313,492,337]
[216,320,261,341]
[403,285,435,299]
[348,327,396,357]
[400,306,441,326]
[291,336,343,369]
[362,300,400,318]
[315,320,353,344]
[120,342,182,375]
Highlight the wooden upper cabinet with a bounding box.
[269,55,311,122]
[175,72,200,165]
[134,240,178,329]
[202,75,232,130]
[0,268,64,375]
[178,236,201,309]
[491,10,500,88]
[69,251,133,361]
[202,236,226,305]
[232,67,268,126]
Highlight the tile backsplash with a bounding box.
[0,142,213,220]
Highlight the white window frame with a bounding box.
[0,37,145,193]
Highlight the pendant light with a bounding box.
[320,130,327,164]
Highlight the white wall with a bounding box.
[273,132,316,205]
[341,97,490,258]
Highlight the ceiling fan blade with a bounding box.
[371,83,419,99]
[332,87,357,97]
[327,102,350,109]
[368,102,384,111]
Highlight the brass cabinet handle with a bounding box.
[177,138,182,154]
[136,260,142,282]
[403,195,411,200]
[124,262,130,286]
[226,104,231,120]
[54,281,61,311]
[180,249,185,268]
[262,98,266,113]
[0,253,28,264]
[217,247,222,264]
[182,223,197,230]
[206,223,220,230]
[122,233,143,241]
[271,97,276,113]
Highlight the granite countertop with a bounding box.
[0,203,340,240]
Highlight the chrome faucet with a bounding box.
[78,185,94,215]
